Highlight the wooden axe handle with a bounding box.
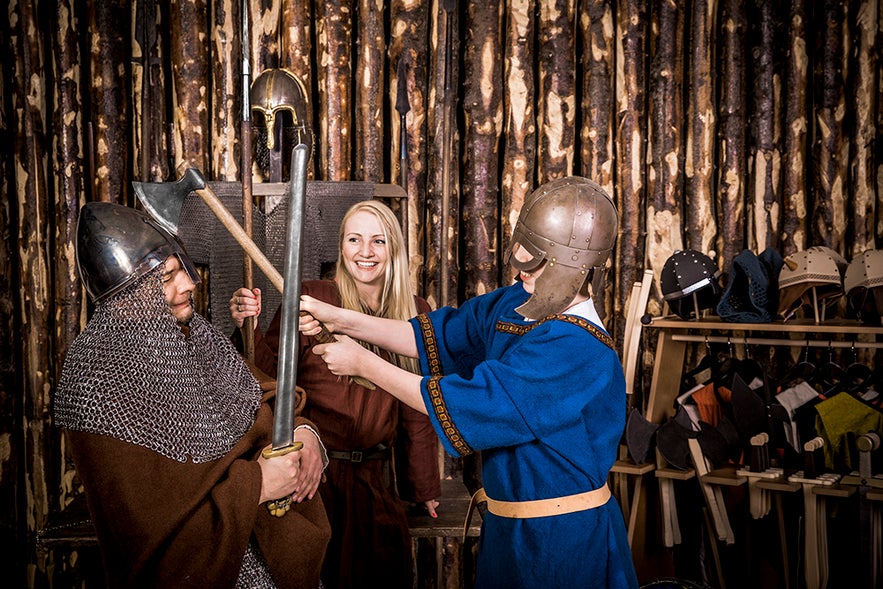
[192,182,377,390]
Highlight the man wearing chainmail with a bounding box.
[54,202,331,589]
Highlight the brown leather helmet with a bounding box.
[250,68,312,152]
[777,246,847,321]
[504,176,618,320]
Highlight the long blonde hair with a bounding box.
[335,200,420,374]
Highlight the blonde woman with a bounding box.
[230,200,440,589]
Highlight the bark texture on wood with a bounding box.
[142,1,169,182]
[579,0,614,190]
[746,0,782,253]
[685,0,717,256]
[10,0,54,578]
[501,0,536,281]
[848,0,878,256]
[251,0,280,71]
[424,1,459,309]
[281,0,311,75]
[170,0,210,172]
[614,0,647,334]
[89,0,129,202]
[462,0,503,298]
[812,0,849,251]
[317,0,353,181]
[781,0,808,256]
[717,0,747,267]
[647,0,685,292]
[355,0,385,182]
[211,0,240,180]
[390,0,430,293]
[537,0,576,181]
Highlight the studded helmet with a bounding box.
[250,68,313,153]
[777,246,847,321]
[660,250,722,320]
[76,202,200,303]
[504,176,618,320]
[844,249,883,325]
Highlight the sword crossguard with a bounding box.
[261,441,304,517]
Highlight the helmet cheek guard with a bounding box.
[507,176,619,320]
[76,202,201,303]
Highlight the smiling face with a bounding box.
[162,255,196,324]
[511,243,546,294]
[340,209,390,292]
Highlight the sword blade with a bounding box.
[272,144,310,450]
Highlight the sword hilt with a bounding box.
[261,441,304,517]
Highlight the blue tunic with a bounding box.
[410,283,638,589]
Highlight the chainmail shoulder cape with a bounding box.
[55,264,262,464]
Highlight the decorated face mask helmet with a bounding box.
[251,68,313,175]
[844,249,883,325]
[777,246,847,322]
[76,202,200,303]
[503,176,619,320]
[660,250,722,320]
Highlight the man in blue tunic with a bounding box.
[299,176,639,589]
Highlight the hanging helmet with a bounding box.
[777,246,847,321]
[660,250,722,320]
[76,202,200,303]
[504,176,618,320]
[250,68,313,153]
[844,249,883,325]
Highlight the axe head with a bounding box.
[132,168,206,235]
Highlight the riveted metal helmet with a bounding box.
[777,246,847,321]
[660,250,722,320]
[76,202,200,303]
[250,68,312,152]
[844,249,883,324]
[504,176,618,320]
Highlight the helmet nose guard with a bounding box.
[506,177,618,320]
[250,68,313,153]
[76,202,200,303]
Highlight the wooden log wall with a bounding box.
[1,0,882,586]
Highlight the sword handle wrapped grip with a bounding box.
[261,442,304,517]
[301,313,377,390]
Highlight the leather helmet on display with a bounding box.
[250,68,313,153]
[844,249,883,325]
[777,246,847,322]
[504,176,618,320]
[76,202,200,303]
[660,249,722,320]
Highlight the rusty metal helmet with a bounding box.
[660,250,722,320]
[844,249,883,324]
[76,202,200,303]
[250,68,313,153]
[777,246,847,321]
[504,176,618,320]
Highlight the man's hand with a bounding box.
[257,444,300,505]
[298,295,339,336]
[311,334,371,379]
[290,427,324,502]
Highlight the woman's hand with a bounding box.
[311,334,370,378]
[298,294,339,336]
[230,287,262,328]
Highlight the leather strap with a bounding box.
[327,444,389,463]
[464,483,611,539]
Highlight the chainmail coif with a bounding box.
[55,263,261,463]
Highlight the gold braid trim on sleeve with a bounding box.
[427,376,473,456]
[415,313,444,376]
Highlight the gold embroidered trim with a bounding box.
[427,376,473,456]
[495,314,614,350]
[416,313,443,376]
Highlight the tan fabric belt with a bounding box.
[463,483,611,538]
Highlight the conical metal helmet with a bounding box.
[250,68,312,152]
[76,202,200,303]
[504,176,618,320]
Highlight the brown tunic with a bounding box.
[68,400,330,589]
[253,279,440,589]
